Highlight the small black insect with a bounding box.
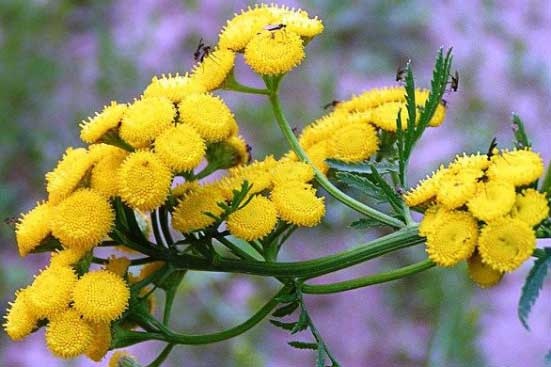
[264,23,286,32]
[486,137,498,160]
[449,70,459,92]
[3,216,17,229]
[193,38,212,63]
[323,100,341,110]
[291,127,299,135]
[395,66,407,82]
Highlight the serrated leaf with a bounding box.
[335,172,385,202]
[350,218,385,229]
[326,159,398,175]
[288,341,318,350]
[518,248,551,329]
[512,113,532,149]
[291,309,309,334]
[272,301,299,318]
[270,319,297,331]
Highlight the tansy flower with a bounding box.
[172,185,225,233]
[84,322,111,362]
[228,156,277,194]
[220,135,251,166]
[447,153,491,172]
[3,287,38,341]
[305,140,331,175]
[46,147,93,204]
[49,248,87,268]
[268,4,324,38]
[418,205,449,237]
[327,122,379,162]
[171,181,201,198]
[154,124,206,172]
[109,351,137,367]
[368,102,407,131]
[119,97,175,148]
[218,5,274,51]
[436,168,482,209]
[50,189,114,251]
[424,210,478,267]
[298,112,347,150]
[45,308,93,359]
[270,182,325,226]
[27,265,78,318]
[336,86,405,113]
[227,195,278,240]
[510,188,549,226]
[90,146,128,197]
[271,160,314,186]
[190,48,235,91]
[467,251,503,288]
[478,218,536,272]
[72,270,130,323]
[404,166,446,207]
[15,201,52,256]
[179,93,238,142]
[117,151,173,211]
[105,256,131,277]
[80,102,127,144]
[244,29,305,75]
[143,73,205,103]
[137,261,166,282]
[467,180,516,222]
[487,149,544,186]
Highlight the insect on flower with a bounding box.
[3,216,17,229]
[323,100,341,110]
[486,137,498,160]
[264,23,287,32]
[395,65,407,82]
[193,38,213,63]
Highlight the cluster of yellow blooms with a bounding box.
[405,149,548,287]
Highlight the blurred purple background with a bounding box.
[0,1,549,366]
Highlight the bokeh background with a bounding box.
[1,0,550,366]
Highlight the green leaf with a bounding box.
[512,113,532,149]
[326,159,398,175]
[350,217,386,229]
[288,341,318,350]
[367,164,403,216]
[518,248,551,329]
[335,172,386,202]
[275,292,298,304]
[270,319,297,331]
[272,302,299,318]
[291,309,309,334]
[541,161,551,196]
[316,343,326,367]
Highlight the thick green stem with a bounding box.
[266,79,405,229]
[301,259,435,294]
[146,344,174,367]
[223,71,271,95]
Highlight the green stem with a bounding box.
[159,206,174,245]
[192,162,221,180]
[541,160,551,195]
[266,78,405,229]
[216,237,258,261]
[146,343,174,367]
[163,287,177,325]
[150,211,165,247]
[301,259,435,294]
[223,71,271,95]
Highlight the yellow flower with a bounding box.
[227,195,278,240]
[436,168,482,209]
[244,29,305,75]
[72,270,130,323]
[51,189,114,251]
[109,351,137,367]
[487,149,544,186]
[467,180,516,222]
[305,140,331,175]
[221,135,251,166]
[478,218,536,272]
[46,147,93,204]
[268,4,324,38]
[105,256,131,277]
[49,248,87,268]
[336,86,405,113]
[190,48,236,91]
[424,210,478,267]
[270,182,325,226]
[80,102,127,144]
[271,160,314,186]
[418,205,448,237]
[467,251,503,288]
[3,287,38,341]
[404,166,446,207]
[298,111,346,150]
[119,97,175,148]
[367,102,407,131]
[15,201,52,256]
[46,308,93,359]
[171,180,201,198]
[90,146,128,197]
[117,151,173,211]
[510,188,549,226]
[154,124,206,172]
[218,5,274,51]
[27,265,78,318]
[327,122,379,162]
[172,185,225,233]
[137,261,166,282]
[179,93,238,143]
[447,153,490,172]
[228,156,277,195]
[143,73,206,103]
[84,322,112,362]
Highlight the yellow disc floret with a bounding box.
[271,160,314,186]
[179,93,238,143]
[244,29,305,75]
[49,248,87,268]
[90,147,128,197]
[270,182,325,226]
[45,308,93,359]
[436,168,482,209]
[143,73,206,103]
[269,4,324,38]
[172,185,225,233]
[72,270,130,323]
[510,188,549,226]
[80,102,127,144]
[487,149,544,186]
[27,265,78,318]
[190,48,235,91]
[478,218,536,272]
[46,147,93,204]
[51,189,114,251]
[467,251,503,288]
[15,201,52,256]
[467,180,516,222]
[117,151,173,211]
[404,166,446,207]
[327,122,379,162]
[227,195,278,241]
[3,287,38,341]
[154,124,206,172]
[218,5,274,51]
[119,97,175,148]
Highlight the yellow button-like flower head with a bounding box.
[72,270,130,323]
[46,147,93,204]
[327,122,379,163]
[467,180,516,222]
[478,218,536,272]
[80,102,127,144]
[270,182,325,227]
[49,248,87,268]
[436,168,482,209]
[467,251,503,288]
[90,146,128,198]
[179,93,237,143]
[487,149,544,186]
[3,287,38,341]
[424,210,478,267]
[244,29,305,75]
[27,265,78,318]
[227,195,278,240]
[190,48,236,91]
[268,5,324,38]
[143,73,206,103]
[45,308,93,359]
[172,185,225,233]
[218,5,274,51]
[117,151,173,211]
[271,160,314,187]
[305,140,330,175]
[51,189,114,251]
[15,201,52,256]
[154,124,206,172]
[119,97,175,148]
[404,166,446,207]
[510,188,549,226]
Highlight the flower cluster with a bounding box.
[405,149,548,286]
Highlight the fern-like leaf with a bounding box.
[518,248,551,329]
